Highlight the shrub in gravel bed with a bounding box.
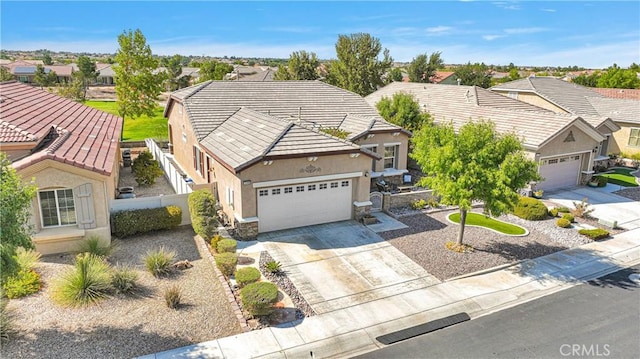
[235,267,261,288]
[76,236,115,258]
[240,282,278,316]
[578,228,610,240]
[217,239,237,253]
[164,285,182,309]
[562,213,575,222]
[548,208,559,217]
[14,247,41,271]
[2,269,41,299]
[215,253,238,277]
[556,218,572,228]
[210,234,223,253]
[111,266,139,294]
[112,206,182,238]
[51,253,113,307]
[411,199,427,210]
[556,206,571,213]
[188,190,219,240]
[144,247,176,277]
[263,260,282,274]
[259,252,315,319]
[512,197,548,220]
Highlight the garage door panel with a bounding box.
[538,154,581,191]
[258,180,352,232]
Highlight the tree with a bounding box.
[0,153,37,282]
[274,50,319,80]
[0,67,13,81]
[165,54,183,90]
[495,68,522,84]
[113,29,165,140]
[572,71,601,87]
[42,51,53,65]
[56,72,85,102]
[597,64,640,89]
[33,65,57,88]
[387,67,403,83]
[411,120,539,246]
[76,55,99,99]
[376,92,431,132]
[453,62,492,88]
[407,52,443,83]
[131,151,163,185]
[326,33,393,96]
[197,60,233,82]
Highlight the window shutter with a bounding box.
[74,183,96,229]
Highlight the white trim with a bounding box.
[252,172,363,188]
[234,214,259,223]
[38,188,77,228]
[539,150,587,160]
[353,201,373,207]
[383,142,402,146]
[370,169,408,178]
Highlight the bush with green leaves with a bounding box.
[512,197,548,221]
[556,218,572,228]
[548,208,559,217]
[561,213,575,222]
[556,206,571,213]
[411,199,427,210]
[217,238,237,253]
[112,205,182,238]
[14,247,41,272]
[144,247,176,277]
[3,269,41,299]
[164,285,182,309]
[188,190,218,240]
[76,236,114,257]
[50,253,113,307]
[240,282,278,316]
[132,150,164,186]
[215,252,238,277]
[111,266,138,294]
[235,267,261,288]
[263,260,282,274]
[210,234,223,252]
[578,228,610,240]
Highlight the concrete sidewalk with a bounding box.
[139,228,640,359]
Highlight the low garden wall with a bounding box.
[387,189,436,209]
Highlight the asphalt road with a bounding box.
[355,264,640,359]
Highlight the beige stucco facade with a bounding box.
[355,132,409,172]
[493,90,569,114]
[610,122,640,155]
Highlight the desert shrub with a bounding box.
[112,205,182,238]
[235,267,261,288]
[111,266,138,295]
[571,198,595,218]
[131,150,164,186]
[578,228,610,240]
[548,208,559,217]
[76,236,114,257]
[215,252,238,277]
[562,213,575,223]
[512,197,548,221]
[164,285,182,309]
[14,247,41,271]
[556,218,572,228]
[210,234,223,252]
[0,290,13,344]
[144,247,176,277]
[556,206,571,213]
[595,176,608,187]
[240,282,278,316]
[50,253,113,307]
[426,197,440,208]
[188,190,218,239]
[217,238,237,253]
[263,260,282,274]
[411,199,427,210]
[3,269,41,299]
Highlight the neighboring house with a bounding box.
[366,82,616,192]
[95,64,115,85]
[491,77,639,156]
[3,60,74,84]
[401,71,457,84]
[238,68,275,81]
[0,81,123,254]
[164,80,410,237]
[591,88,640,100]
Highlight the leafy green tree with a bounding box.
[197,60,233,82]
[0,67,13,81]
[326,33,393,96]
[42,51,53,65]
[165,54,183,90]
[387,67,403,83]
[407,52,443,83]
[572,71,601,87]
[597,64,640,89]
[33,65,57,88]
[454,62,492,88]
[411,120,539,246]
[56,73,85,102]
[113,29,165,140]
[495,68,522,85]
[274,50,319,80]
[77,55,99,99]
[0,153,37,283]
[131,151,164,185]
[376,92,431,132]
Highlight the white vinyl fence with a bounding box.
[109,193,191,225]
[145,139,193,195]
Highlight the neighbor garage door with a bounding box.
[257,179,353,232]
[537,154,582,191]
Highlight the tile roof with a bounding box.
[0,81,123,175]
[199,107,370,172]
[586,97,640,124]
[591,88,640,100]
[431,71,455,83]
[366,82,604,150]
[238,68,275,81]
[337,114,407,141]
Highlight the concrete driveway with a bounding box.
[546,186,640,230]
[258,220,440,314]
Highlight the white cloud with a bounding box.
[492,1,521,10]
[504,27,548,34]
[482,35,505,41]
[426,26,453,34]
[541,8,556,13]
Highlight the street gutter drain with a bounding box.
[375,312,471,345]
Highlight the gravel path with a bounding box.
[2,226,242,359]
[118,160,175,197]
[614,187,640,201]
[379,209,591,280]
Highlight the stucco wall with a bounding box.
[167,101,209,183]
[537,125,599,160]
[493,90,569,114]
[610,122,640,155]
[388,190,437,209]
[356,132,409,171]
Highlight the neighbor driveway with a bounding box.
[258,220,441,314]
[546,186,640,230]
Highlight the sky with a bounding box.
[1,1,639,68]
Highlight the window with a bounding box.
[193,146,203,174]
[18,76,28,83]
[384,145,398,169]
[547,159,558,164]
[508,91,518,100]
[330,182,338,188]
[629,128,640,147]
[296,186,305,192]
[225,187,234,206]
[272,188,281,195]
[308,184,316,191]
[319,183,327,190]
[182,133,187,142]
[362,145,378,171]
[39,189,76,227]
[341,181,349,187]
[259,189,268,197]
[284,187,293,194]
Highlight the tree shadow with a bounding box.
[587,265,639,290]
[476,241,568,262]
[377,213,448,240]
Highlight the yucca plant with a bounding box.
[76,236,116,258]
[144,247,176,277]
[50,253,113,307]
[264,260,282,274]
[111,265,139,295]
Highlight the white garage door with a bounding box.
[257,179,353,232]
[538,154,582,191]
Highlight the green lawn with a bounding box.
[595,168,638,187]
[448,212,527,236]
[85,101,168,141]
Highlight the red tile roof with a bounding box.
[591,88,640,100]
[0,81,123,176]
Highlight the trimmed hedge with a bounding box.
[512,197,548,221]
[192,215,218,241]
[562,213,575,223]
[215,252,238,277]
[556,206,571,213]
[240,282,278,316]
[235,267,261,288]
[548,208,559,217]
[112,206,182,238]
[556,218,572,228]
[218,239,237,253]
[188,190,218,240]
[578,228,610,240]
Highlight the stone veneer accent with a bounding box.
[235,219,259,240]
[353,201,372,221]
[388,189,437,209]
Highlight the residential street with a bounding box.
[355,264,640,359]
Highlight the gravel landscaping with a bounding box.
[379,209,595,280]
[614,187,640,201]
[2,226,242,359]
